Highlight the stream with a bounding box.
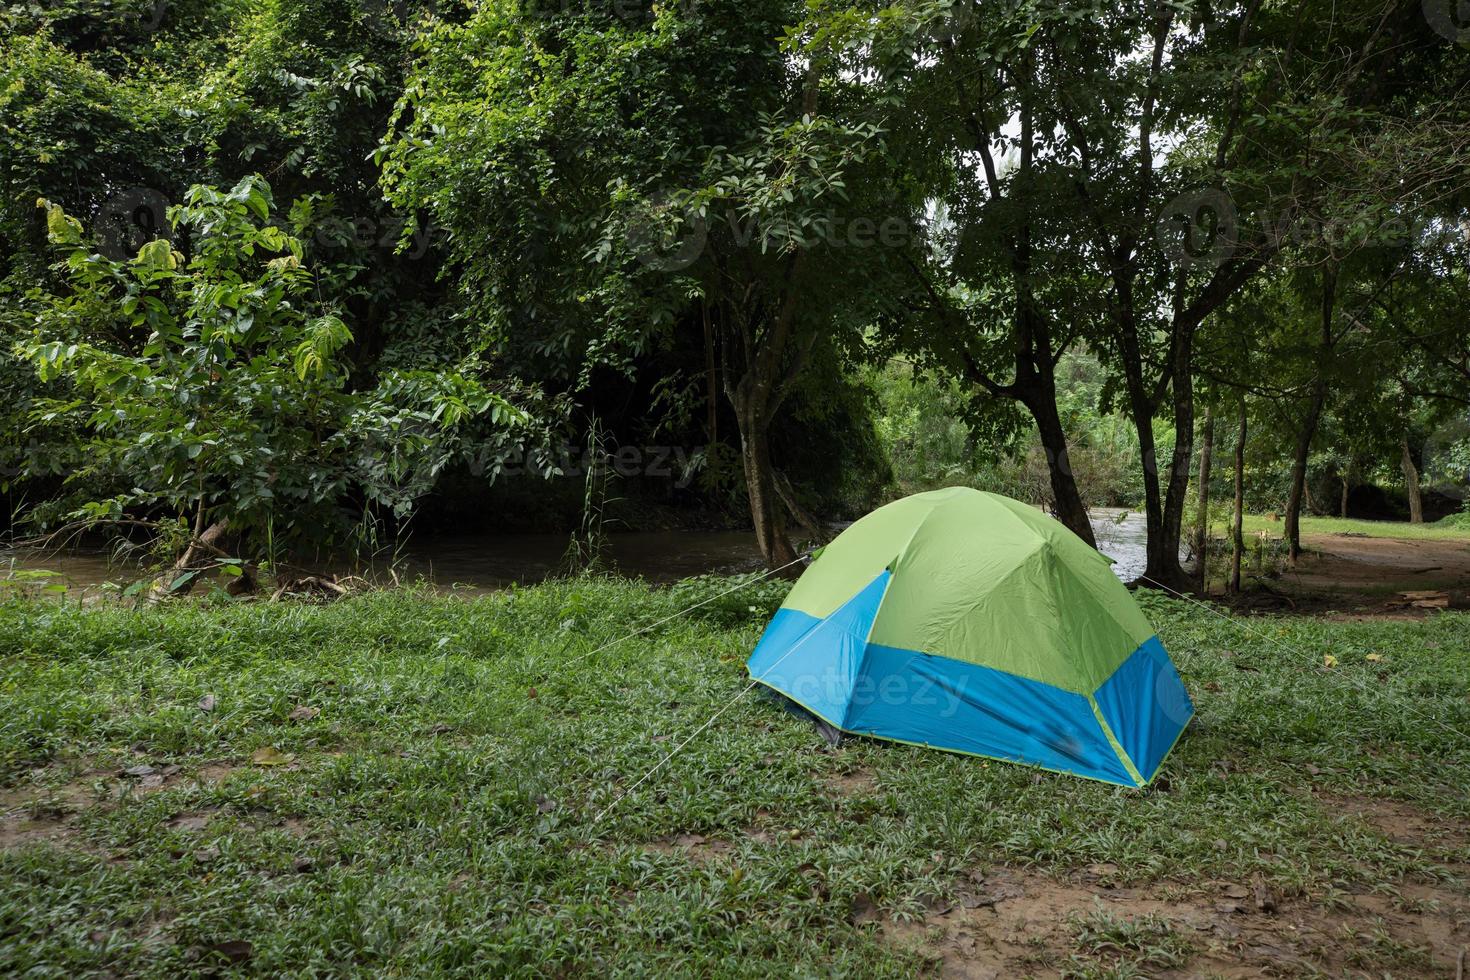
[2,507,1154,594]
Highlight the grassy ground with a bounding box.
[2,580,1468,977]
[1212,513,1470,542]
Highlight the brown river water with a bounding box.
[1,509,1152,594]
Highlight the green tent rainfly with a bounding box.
[747,488,1193,787]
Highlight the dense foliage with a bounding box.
[0,0,1466,580]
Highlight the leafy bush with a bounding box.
[12,176,535,564]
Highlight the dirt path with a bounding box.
[1262,532,1470,614]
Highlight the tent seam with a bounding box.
[1087,693,1146,787]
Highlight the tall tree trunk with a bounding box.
[1030,392,1097,548]
[730,380,797,570]
[1134,317,1197,591]
[1401,437,1424,523]
[1285,264,1335,564]
[1283,397,1324,563]
[1231,404,1247,593]
[1194,408,1214,590]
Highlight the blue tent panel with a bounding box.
[747,571,889,727]
[1093,635,1194,783]
[844,645,1139,786]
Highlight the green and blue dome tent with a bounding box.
[747,487,1193,787]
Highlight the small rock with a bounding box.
[122,764,155,778]
[1223,883,1250,899]
[197,694,216,713]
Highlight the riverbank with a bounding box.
[3,581,1467,976]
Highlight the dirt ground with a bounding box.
[1235,531,1470,616]
[875,856,1469,978]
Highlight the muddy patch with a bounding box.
[1316,792,1469,852]
[822,768,878,797]
[1280,534,1470,610]
[872,865,1469,977]
[642,832,736,862]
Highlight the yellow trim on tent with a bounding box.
[1087,694,1146,787]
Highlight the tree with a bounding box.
[381,0,925,567]
[15,176,530,585]
[817,0,1470,587]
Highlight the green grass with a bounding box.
[2,580,1468,976]
[1211,513,1470,542]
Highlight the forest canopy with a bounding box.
[1,0,1467,589]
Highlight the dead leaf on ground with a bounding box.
[197,694,217,712]
[287,705,319,723]
[250,746,295,767]
[122,764,155,778]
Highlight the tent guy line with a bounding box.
[555,551,812,673]
[1137,573,1470,746]
[592,563,846,823]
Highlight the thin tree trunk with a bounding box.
[1283,397,1323,563]
[1194,408,1214,590]
[1401,437,1424,523]
[1340,472,1349,518]
[731,378,797,570]
[1231,404,1247,593]
[1135,318,1196,591]
[1030,394,1097,548]
[1285,264,1335,564]
[773,469,826,545]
